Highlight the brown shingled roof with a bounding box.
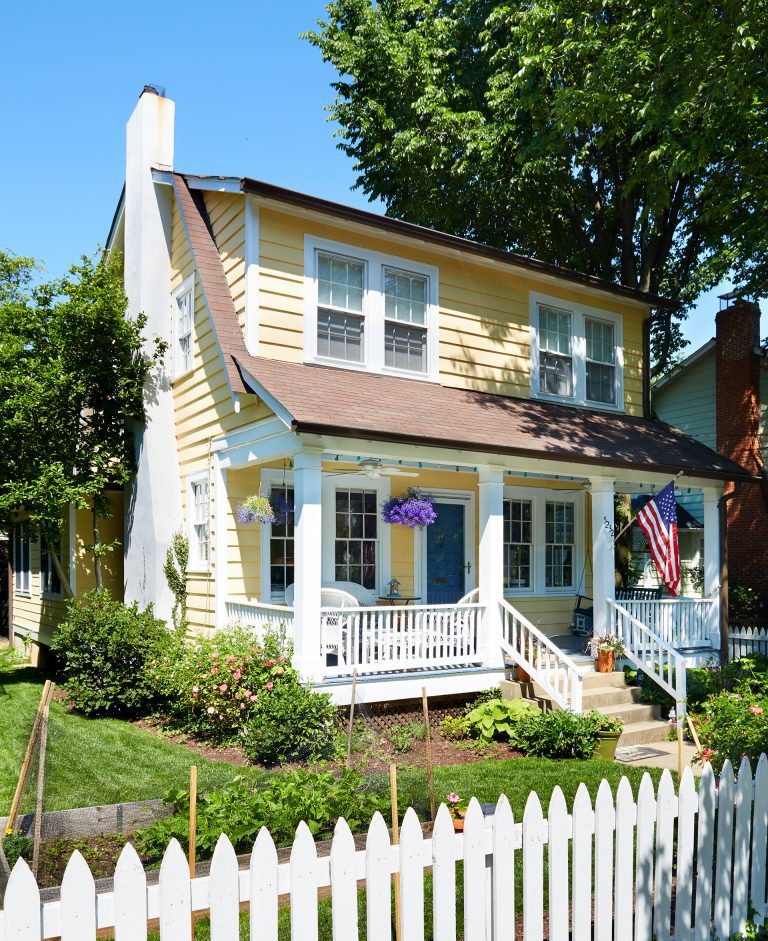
[172,173,248,394]
[234,355,752,483]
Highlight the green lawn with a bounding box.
[0,660,267,814]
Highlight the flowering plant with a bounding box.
[694,677,768,774]
[587,632,625,657]
[446,792,466,820]
[150,624,297,743]
[381,489,437,528]
[237,493,292,526]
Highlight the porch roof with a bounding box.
[235,355,753,483]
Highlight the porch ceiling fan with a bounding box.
[329,457,418,479]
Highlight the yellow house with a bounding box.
[15,87,750,704]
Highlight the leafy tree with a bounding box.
[0,249,165,594]
[307,0,768,372]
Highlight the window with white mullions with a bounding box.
[14,529,31,594]
[316,252,365,363]
[545,501,575,588]
[585,317,616,404]
[538,305,573,397]
[188,476,210,569]
[334,488,378,589]
[173,279,194,378]
[269,485,294,598]
[503,499,533,589]
[40,533,62,597]
[384,266,428,373]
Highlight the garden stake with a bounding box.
[389,763,401,941]
[686,713,703,757]
[3,680,52,842]
[346,668,357,768]
[421,687,436,821]
[189,765,198,936]
[31,681,54,877]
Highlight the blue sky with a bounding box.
[1,0,762,355]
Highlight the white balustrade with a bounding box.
[3,758,767,940]
[499,598,585,712]
[619,597,718,649]
[320,603,484,677]
[225,599,295,635]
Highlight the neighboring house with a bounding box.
[9,88,753,704]
[630,495,704,596]
[653,297,768,596]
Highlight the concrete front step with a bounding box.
[618,719,674,747]
[601,701,663,724]
[581,686,642,708]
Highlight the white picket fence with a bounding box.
[730,626,768,659]
[2,758,767,941]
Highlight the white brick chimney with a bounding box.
[123,87,181,621]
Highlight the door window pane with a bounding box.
[334,488,378,589]
[503,499,532,589]
[545,501,575,588]
[585,317,616,404]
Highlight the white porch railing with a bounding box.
[608,599,687,723]
[320,603,484,677]
[225,599,295,634]
[499,599,585,712]
[619,596,718,649]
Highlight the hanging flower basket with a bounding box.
[236,493,291,526]
[381,489,437,528]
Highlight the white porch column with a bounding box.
[589,477,616,635]
[478,466,505,668]
[293,450,324,680]
[213,453,228,630]
[701,486,723,649]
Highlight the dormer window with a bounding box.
[530,293,624,410]
[305,236,438,380]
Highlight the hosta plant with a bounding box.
[461,697,541,743]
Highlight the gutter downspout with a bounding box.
[719,487,739,664]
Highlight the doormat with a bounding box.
[615,745,668,763]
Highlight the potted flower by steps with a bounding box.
[587,632,625,673]
[446,792,467,832]
[592,712,624,761]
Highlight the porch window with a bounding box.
[14,529,31,595]
[538,305,573,397]
[585,317,616,405]
[384,267,428,373]
[40,533,62,597]
[316,252,365,363]
[269,486,294,598]
[188,474,210,571]
[334,488,378,589]
[503,499,532,589]
[173,276,194,378]
[545,501,575,588]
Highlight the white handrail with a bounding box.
[226,599,295,634]
[608,599,687,723]
[499,598,585,712]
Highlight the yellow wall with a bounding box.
[74,492,125,598]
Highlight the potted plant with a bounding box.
[446,792,467,831]
[237,493,291,525]
[587,632,624,673]
[590,711,624,761]
[381,489,437,528]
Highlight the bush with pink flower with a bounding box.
[695,673,768,775]
[151,624,298,743]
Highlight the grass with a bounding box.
[0,659,267,813]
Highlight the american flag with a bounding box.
[635,482,681,596]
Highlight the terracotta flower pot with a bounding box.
[452,817,465,832]
[517,665,532,683]
[597,649,615,673]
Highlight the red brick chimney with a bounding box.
[715,298,767,592]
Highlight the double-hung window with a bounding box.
[40,534,62,597]
[173,275,194,378]
[307,237,438,379]
[188,472,210,571]
[503,487,582,595]
[14,529,31,595]
[531,293,623,409]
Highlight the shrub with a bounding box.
[2,833,33,869]
[460,698,541,744]
[440,714,468,741]
[240,681,338,765]
[52,590,171,717]
[694,680,768,774]
[387,721,426,753]
[151,623,296,743]
[136,768,392,862]
[510,709,601,759]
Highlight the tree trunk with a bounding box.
[48,547,74,600]
[92,507,102,594]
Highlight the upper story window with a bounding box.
[530,293,624,410]
[14,529,31,595]
[187,471,210,571]
[305,236,439,380]
[173,275,195,379]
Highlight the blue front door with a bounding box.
[426,502,466,604]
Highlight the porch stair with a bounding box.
[502,668,672,747]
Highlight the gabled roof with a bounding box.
[234,354,753,483]
[653,339,716,393]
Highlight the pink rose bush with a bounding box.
[151,624,298,743]
[695,675,768,775]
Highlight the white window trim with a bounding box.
[530,291,624,411]
[172,273,196,381]
[259,468,295,604]
[14,531,31,596]
[304,234,440,382]
[40,534,63,600]
[503,485,585,597]
[186,469,211,573]
[321,473,391,596]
